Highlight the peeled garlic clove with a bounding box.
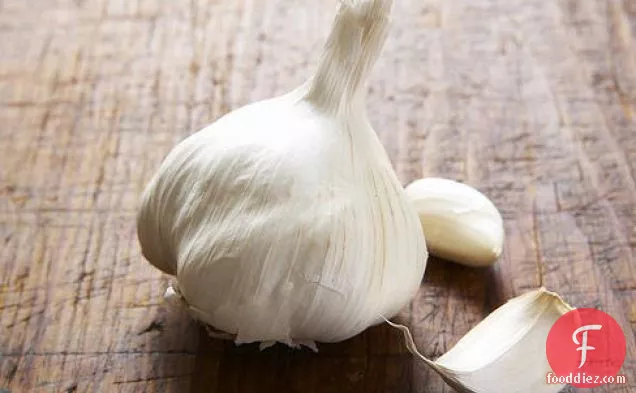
[405,177,504,267]
[388,288,573,393]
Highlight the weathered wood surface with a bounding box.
[1,0,635,392]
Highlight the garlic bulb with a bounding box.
[405,178,504,267]
[137,0,427,347]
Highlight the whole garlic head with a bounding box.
[405,178,504,267]
[137,0,427,348]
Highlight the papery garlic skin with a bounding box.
[137,0,427,348]
[405,178,503,267]
[388,288,572,393]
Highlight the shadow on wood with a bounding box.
[188,326,413,393]
[185,256,500,393]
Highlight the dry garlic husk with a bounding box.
[389,288,573,393]
[405,178,504,267]
[138,0,428,347]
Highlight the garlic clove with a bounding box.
[388,288,573,393]
[405,177,504,267]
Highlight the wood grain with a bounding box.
[0,0,634,392]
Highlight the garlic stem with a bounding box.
[305,0,393,112]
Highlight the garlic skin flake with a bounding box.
[137,0,427,347]
[389,288,572,393]
[405,178,504,267]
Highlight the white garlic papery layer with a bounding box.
[405,178,504,267]
[137,0,427,348]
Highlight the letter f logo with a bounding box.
[572,324,602,368]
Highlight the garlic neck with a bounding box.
[304,0,393,113]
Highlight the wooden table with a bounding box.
[1,0,634,392]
